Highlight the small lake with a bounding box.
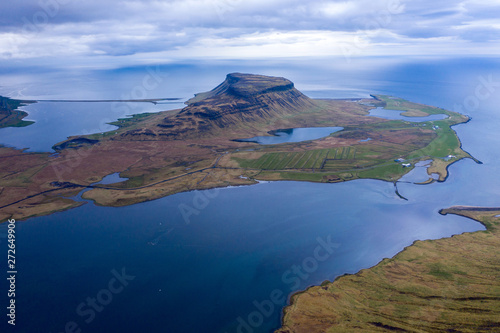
[368,107,449,122]
[236,127,343,145]
[95,172,129,185]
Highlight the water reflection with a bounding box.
[235,127,343,145]
[367,107,448,122]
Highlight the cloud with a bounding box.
[0,0,498,67]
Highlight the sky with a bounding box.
[0,0,499,70]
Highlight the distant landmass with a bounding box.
[0,95,35,128]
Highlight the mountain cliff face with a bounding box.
[152,73,317,139]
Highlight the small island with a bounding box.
[0,73,476,221]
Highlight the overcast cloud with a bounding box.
[0,0,499,68]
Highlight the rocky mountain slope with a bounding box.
[142,73,318,139]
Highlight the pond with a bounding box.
[367,107,449,122]
[235,127,343,145]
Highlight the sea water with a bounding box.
[1,57,500,333]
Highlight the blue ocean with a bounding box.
[1,57,500,332]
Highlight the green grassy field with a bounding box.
[235,148,355,170]
[0,96,35,128]
[108,112,157,128]
[229,95,472,183]
[408,122,466,159]
[233,144,415,182]
[375,95,450,116]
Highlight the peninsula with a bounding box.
[0,95,35,128]
[1,73,495,332]
[0,73,474,221]
[277,207,500,332]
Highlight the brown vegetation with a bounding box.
[0,74,472,221]
[277,207,500,333]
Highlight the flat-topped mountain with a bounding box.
[152,73,317,138]
[186,73,296,102]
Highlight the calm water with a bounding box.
[235,127,343,145]
[94,172,129,185]
[0,101,184,152]
[367,106,449,122]
[1,57,500,333]
[0,181,484,333]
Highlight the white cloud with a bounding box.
[320,2,359,18]
[0,0,498,67]
[456,19,500,30]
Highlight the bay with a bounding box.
[1,57,499,333]
[0,179,483,333]
[0,101,184,152]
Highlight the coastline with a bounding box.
[0,93,475,222]
[0,96,36,128]
[276,207,500,332]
